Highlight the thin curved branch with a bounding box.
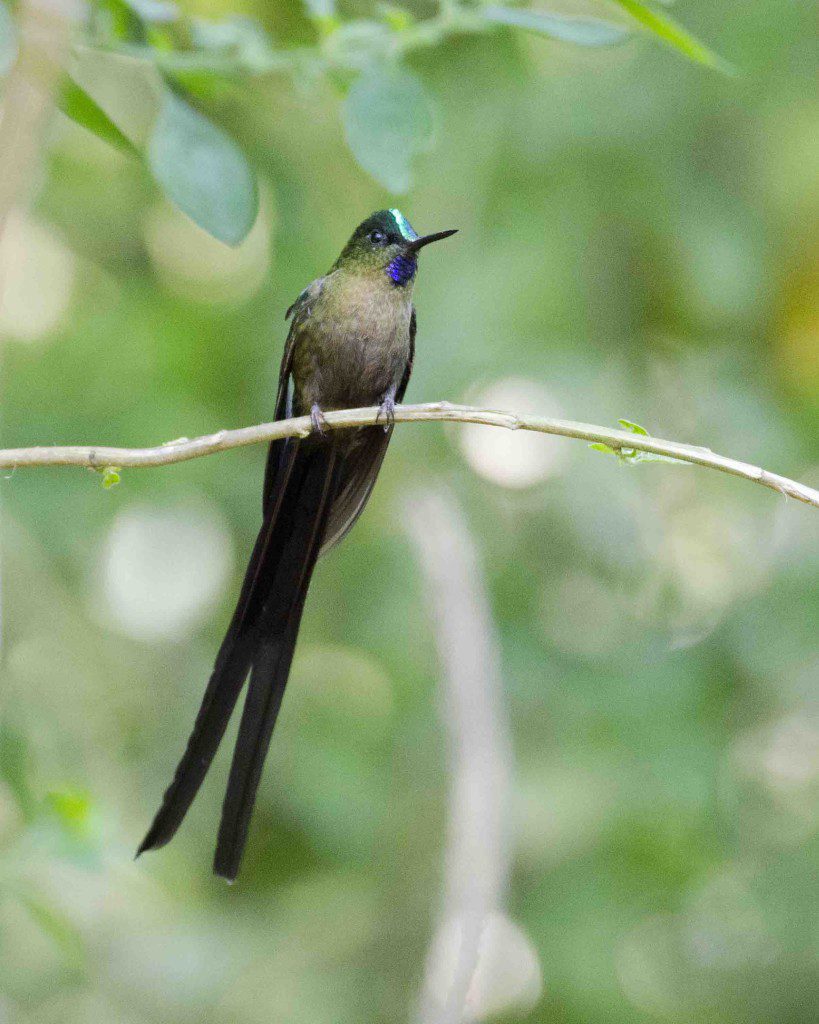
[1,402,817,510]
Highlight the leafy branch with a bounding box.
[2,402,816,510]
[0,0,729,244]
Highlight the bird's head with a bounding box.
[333,209,457,286]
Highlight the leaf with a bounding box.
[58,79,139,154]
[68,49,165,148]
[101,466,121,488]
[483,5,629,47]
[618,417,649,435]
[611,0,732,72]
[343,63,434,193]
[67,50,258,244]
[590,419,692,465]
[147,90,258,245]
[0,0,18,77]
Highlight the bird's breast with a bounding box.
[293,273,412,411]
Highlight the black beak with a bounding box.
[406,229,458,253]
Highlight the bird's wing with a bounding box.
[396,305,416,402]
[263,277,325,512]
[319,306,416,554]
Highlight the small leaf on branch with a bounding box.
[618,418,649,435]
[590,419,691,465]
[100,466,121,488]
[483,5,629,47]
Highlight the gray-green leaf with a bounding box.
[147,91,258,246]
[343,64,434,193]
[483,5,629,47]
[0,0,18,77]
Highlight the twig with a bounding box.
[407,488,513,1024]
[1,402,816,510]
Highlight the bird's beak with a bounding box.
[406,228,458,253]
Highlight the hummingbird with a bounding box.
[137,210,457,881]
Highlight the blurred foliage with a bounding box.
[1,1,818,1023]
[1,0,725,240]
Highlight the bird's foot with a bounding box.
[310,404,329,437]
[376,390,397,432]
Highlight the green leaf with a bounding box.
[611,0,732,72]
[343,63,434,193]
[58,79,139,154]
[483,5,629,47]
[147,90,258,246]
[0,0,18,77]
[68,49,164,149]
[590,419,692,466]
[101,466,121,488]
[618,417,649,435]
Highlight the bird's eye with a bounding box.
[369,230,386,244]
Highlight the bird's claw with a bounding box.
[310,404,329,437]
[376,393,396,432]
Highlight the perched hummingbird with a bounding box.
[137,210,457,880]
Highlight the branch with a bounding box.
[1,402,817,510]
[407,488,515,1023]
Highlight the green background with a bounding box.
[1,2,817,1021]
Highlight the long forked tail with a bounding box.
[136,440,341,875]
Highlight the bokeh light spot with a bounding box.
[458,378,569,488]
[94,499,233,641]
[424,911,543,1021]
[143,191,272,304]
[0,210,76,342]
